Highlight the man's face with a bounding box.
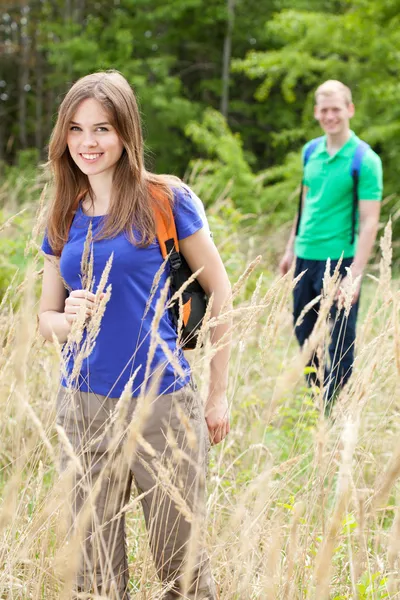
[314,92,355,136]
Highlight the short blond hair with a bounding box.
[315,80,352,106]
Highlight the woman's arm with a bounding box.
[38,257,71,343]
[38,257,97,343]
[180,228,232,445]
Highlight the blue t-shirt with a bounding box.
[41,186,204,398]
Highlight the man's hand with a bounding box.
[279,250,294,276]
[336,200,380,307]
[337,273,362,307]
[205,393,230,445]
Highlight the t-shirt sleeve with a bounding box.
[41,232,55,256]
[173,187,204,240]
[358,150,383,201]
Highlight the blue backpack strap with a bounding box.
[296,137,324,236]
[303,136,325,166]
[350,140,370,176]
[350,140,370,244]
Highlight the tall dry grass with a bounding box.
[0,196,399,599]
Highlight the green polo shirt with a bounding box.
[295,132,383,261]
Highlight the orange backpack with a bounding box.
[154,191,208,350]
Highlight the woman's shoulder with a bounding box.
[172,184,211,237]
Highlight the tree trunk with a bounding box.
[46,85,55,146]
[35,46,44,156]
[220,0,235,119]
[76,0,86,24]
[0,106,5,163]
[18,4,30,150]
[64,0,71,22]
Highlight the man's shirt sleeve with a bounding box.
[359,150,383,201]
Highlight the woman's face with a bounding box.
[67,98,124,180]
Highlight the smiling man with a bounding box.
[279,80,383,411]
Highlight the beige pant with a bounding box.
[56,384,217,600]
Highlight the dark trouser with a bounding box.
[293,256,360,405]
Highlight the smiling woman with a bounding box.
[38,70,232,599]
[67,103,124,193]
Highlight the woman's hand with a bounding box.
[205,393,230,445]
[64,290,97,325]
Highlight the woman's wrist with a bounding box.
[39,310,71,343]
[206,386,228,404]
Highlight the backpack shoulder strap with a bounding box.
[151,184,182,269]
[350,140,370,177]
[303,136,324,166]
[349,140,370,244]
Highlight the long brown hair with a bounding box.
[46,70,180,256]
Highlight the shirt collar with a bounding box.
[317,131,357,159]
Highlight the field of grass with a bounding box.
[0,189,399,599]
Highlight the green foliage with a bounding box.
[186,108,261,212]
[186,108,304,230]
[357,571,389,599]
[1,0,278,174]
[0,149,42,205]
[0,208,33,299]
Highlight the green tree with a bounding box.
[1,0,277,174]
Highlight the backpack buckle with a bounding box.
[165,238,182,270]
[169,250,182,270]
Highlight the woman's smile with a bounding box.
[79,152,104,163]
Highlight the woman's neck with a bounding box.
[85,171,113,215]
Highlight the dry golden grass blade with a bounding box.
[283,501,305,598]
[393,289,400,377]
[0,470,22,534]
[143,255,169,319]
[314,418,359,599]
[136,453,194,524]
[30,182,48,242]
[122,373,161,468]
[80,220,93,290]
[140,277,170,393]
[371,441,400,513]
[67,255,113,385]
[379,218,392,300]
[229,254,262,305]
[387,498,400,594]
[194,292,214,350]
[107,366,141,454]
[166,265,204,309]
[0,207,27,233]
[155,333,186,379]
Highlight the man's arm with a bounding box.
[340,200,381,303]
[279,186,309,276]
